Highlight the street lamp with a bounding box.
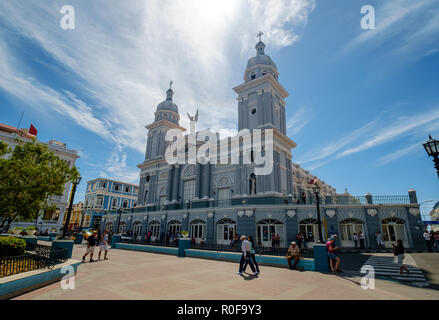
[61,176,82,239]
[116,207,123,234]
[423,135,439,179]
[312,183,324,244]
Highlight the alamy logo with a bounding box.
[60,5,75,30]
[360,264,375,290]
[165,111,274,175]
[60,265,75,290]
[361,5,375,30]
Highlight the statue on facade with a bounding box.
[249,173,256,195]
[187,109,199,133]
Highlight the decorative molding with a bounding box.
[326,209,336,218]
[213,174,235,188]
[183,213,188,219]
[161,214,166,220]
[267,213,272,219]
[245,210,253,217]
[409,208,420,216]
[287,210,296,218]
[367,209,378,217]
[207,212,214,219]
[237,211,244,217]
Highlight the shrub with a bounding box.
[26,226,36,230]
[0,237,27,257]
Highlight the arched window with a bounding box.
[122,200,128,208]
[168,220,182,235]
[250,72,256,80]
[105,222,113,232]
[381,217,407,245]
[262,70,267,76]
[149,221,160,239]
[339,218,364,245]
[299,218,319,243]
[216,218,236,245]
[190,219,206,243]
[112,198,118,208]
[119,221,127,234]
[256,219,284,247]
[132,222,143,239]
[183,179,196,201]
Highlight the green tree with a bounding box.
[0,139,79,231]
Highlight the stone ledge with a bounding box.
[0,259,81,300]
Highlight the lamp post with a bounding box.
[61,176,82,239]
[423,135,439,179]
[117,207,123,234]
[312,183,324,244]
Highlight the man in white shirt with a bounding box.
[237,235,258,276]
[424,230,433,252]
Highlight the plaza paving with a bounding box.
[13,244,439,300]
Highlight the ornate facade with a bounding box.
[99,38,424,249]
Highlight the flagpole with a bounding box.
[17,110,24,129]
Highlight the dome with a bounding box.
[246,40,277,70]
[246,53,277,70]
[156,87,178,114]
[157,99,178,114]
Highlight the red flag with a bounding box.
[29,124,38,136]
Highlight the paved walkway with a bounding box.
[13,245,439,300]
[360,253,429,287]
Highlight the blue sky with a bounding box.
[1,0,438,216]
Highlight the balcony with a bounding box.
[129,194,413,214]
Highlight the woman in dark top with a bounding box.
[393,239,409,274]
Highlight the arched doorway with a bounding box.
[339,218,364,247]
[105,222,113,233]
[190,219,206,244]
[168,220,182,235]
[118,221,127,234]
[256,219,285,247]
[132,222,142,240]
[381,217,408,248]
[148,221,160,241]
[299,218,320,247]
[216,218,236,245]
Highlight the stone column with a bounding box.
[172,165,180,202]
[194,164,201,199]
[166,166,174,202]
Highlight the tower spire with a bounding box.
[255,31,265,55]
[166,81,174,101]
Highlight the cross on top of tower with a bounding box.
[257,31,264,42]
[169,80,173,89]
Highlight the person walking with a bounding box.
[243,236,260,274]
[424,229,433,252]
[237,235,258,276]
[83,230,98,263]
[393,239,409,275]
[353,233,358,249]
[286,241,301,270]
[359,232,365,249]
[98,230,109,260]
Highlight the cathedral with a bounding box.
[98,36,424,249]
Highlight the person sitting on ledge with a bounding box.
[286,241,301,270]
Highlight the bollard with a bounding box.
[51,239,74,259]
[178,238,191,257]
[313,244,330,272]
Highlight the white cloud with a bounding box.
[297,106,439,169]
[0,0,316,158]
[342,0,437,56]
[287,105,313,136]
[99,145,140,184]
[375,142,422,166]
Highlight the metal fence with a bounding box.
[0,244,68,278]
[189,243,314,259]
